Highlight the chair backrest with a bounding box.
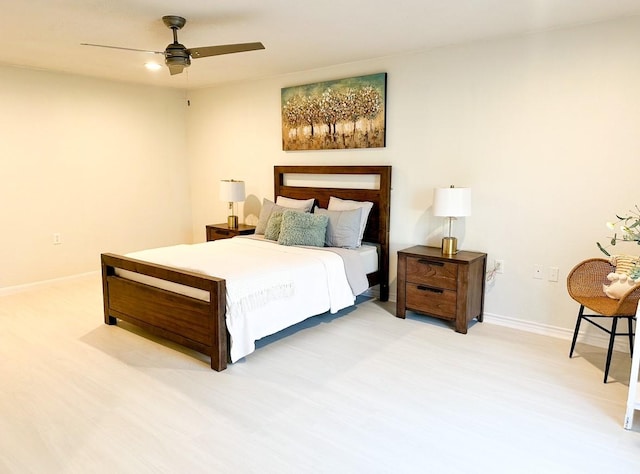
[567,258,640,316]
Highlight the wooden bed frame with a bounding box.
[101,165,391,371]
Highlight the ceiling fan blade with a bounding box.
[189,42,265,59]
[81,43,164,55]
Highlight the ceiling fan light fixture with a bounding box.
[144,62,162,71]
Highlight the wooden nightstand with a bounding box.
[396,245,487,334]
[206,223,256,242]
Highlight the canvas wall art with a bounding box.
[281,73,387,151]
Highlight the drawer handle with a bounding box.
[418,259,443,266]
[417,285,443,294]
[216,230,230,236]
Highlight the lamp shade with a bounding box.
[220,180,246,203]
[433,186,471,217]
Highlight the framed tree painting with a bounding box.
[281,72,387,151]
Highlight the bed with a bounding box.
[101,165,391,370]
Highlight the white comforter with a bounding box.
[124,238,359,362]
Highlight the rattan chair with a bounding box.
[567,258,640,383]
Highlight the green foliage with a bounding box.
[596,242,611,256]
[597,205,640,255]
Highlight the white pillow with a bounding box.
[327,196,373,247]
[276,196,315,212]
[315,208,362,248]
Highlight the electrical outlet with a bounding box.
[495,259,504,274]
[549,267,559,282]
[533,264,543,279]
[53,233,62,245]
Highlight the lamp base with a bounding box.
[228,215,238,229]
[441,237,458,255]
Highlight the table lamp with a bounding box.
[433,185,471,255]
[220,179,246,229]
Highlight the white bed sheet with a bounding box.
[245,234,378,273]
[355,242,378,275]
[118,238,364,362]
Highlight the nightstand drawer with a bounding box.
[208,228,233,240]
[206,223,256,242]
[406,282,457,319]
[406,257,458,290]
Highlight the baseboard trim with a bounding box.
[385,296,629,351]
[483,311,635,353]
[0,271,99,297]
[364,287,397,303]
[483,312,572,339]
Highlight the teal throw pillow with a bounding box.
[264,211,284,241]
[278,210,329,247]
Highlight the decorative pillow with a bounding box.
[315,207,362,248]
[278,210,329,247]
[255,199,282,235]
[264,211,284,241]
[255,198,308,234]
[327,196,374,247]
[603,254,640,299]
[610,255,638,275]
[276,196,315,212]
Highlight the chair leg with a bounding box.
[628,317,634,358]
[569,305,585,358]
[604,317,619,383]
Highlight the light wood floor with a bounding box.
[1,274,639,473]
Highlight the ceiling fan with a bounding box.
[82,15,265,75]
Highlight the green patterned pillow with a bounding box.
[264,211,284,241]
[255,199,283,235]
[278,210,329,247]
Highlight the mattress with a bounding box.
[114,236,375,362]
[117,237,378,302]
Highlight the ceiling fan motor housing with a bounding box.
[165,43,191,68]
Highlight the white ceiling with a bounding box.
[5,0,640,90]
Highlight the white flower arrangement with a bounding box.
[597,205,640,280]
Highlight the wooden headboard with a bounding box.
[274,165,392,301]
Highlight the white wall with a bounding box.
[2,16,638,332]
[0,67,192,287]
[186,16,640,331]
